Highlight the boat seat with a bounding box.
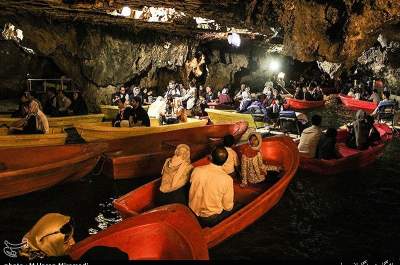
[336,143,360,157]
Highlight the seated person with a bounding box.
[298,114,323,158]
[368,89,380,103]
[237,87,252,113]
[112,97,131,127]
[148,96,166,118]
[129,96,150,127]
[371,91,395,116]
[111,86,129,106]
[316,128,338,160]
[204,86,216,103]
[218,88,233,104]
[240,133,281,187]
[43,88,58,116]
[56,90,72,116]
[157,144,193,206]
[9,92,49,135]
[304,87,314,101]
[346,110,371,150]
[294,86,304,100]
[221,135,240,178]
[313,86,324,101]
[366,115,381,143]
[189,146,234,227]
[19,213,75,260]
[69,90,88,115]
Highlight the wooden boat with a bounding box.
[75,118,208,142]
[0,142,106,199]
[0,114,105,129]
[285,97,325,110]
[339,94,377,113]
[205,108,264,129]
[100,105,149,120]
[0,127,67,148]
[113,136,300,248]
[299,123,392,175]
[69,204,209,260]
[103,121,248,179]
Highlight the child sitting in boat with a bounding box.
[316,128,338,160]
[157,144,193,206]
[222,135,240,178]
[240,133,281,187]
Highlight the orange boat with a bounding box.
[339,94,377,113]
[113,135,300,248]
[207,102,235,110]
[285,97,325,110]
[103,121,248,180]
[300,123,392,175]
[0,143,106,200]
[69,204,209,260]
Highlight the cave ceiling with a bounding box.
[1,0,400,68]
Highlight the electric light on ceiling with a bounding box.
[228,33,241,47]
[268,60,280,72]
[121,6,132,17]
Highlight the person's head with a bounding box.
[211,146,228,166]
[325,128,337,138]
[72,91,80,100]
[199,85,204,91]
[223,135,235,147]
[47,88,56,97]
[245,86,250,93]
[133,86,141,95]
[372,89,378,94]
[174,144,191,163]
[383,91,390,99]
[295,87,301,93]
[240,83,246,90]
[131,96,142,109]
[302,87,307,93]
[311,114,322,126]
[206,86,212,93]
[119,86,126,94]
[21,91,33,103]
[248,133,260,148]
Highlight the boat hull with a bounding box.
[205,108,264,129]
[103,121,248,179]
[0,143,106,199]
[285,97,325,110]
[113,136,300,248]
[0,114,105,128]
[69,204,209,260]
[100,105,149,120]
[299,123,392,175]
[339,94,377,113]
[75,118,208,142]
[0,128,67,148]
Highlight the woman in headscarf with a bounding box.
[9,92,49,135]
[240,133,281,187]
[148,96,166,119]
[19,213,75,260]
[347,110,372,150]
[157,144,193,206]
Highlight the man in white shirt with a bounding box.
[298,114,322,158]
[189,146,234,227]
[221,135,239,177]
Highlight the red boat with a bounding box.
[69,204,209,260]
[0,143,106,200]
[339,94,377,113]
[299,123,392,175]
[103,121,248,180]
[285,97,325,110]
[113,136,300,248]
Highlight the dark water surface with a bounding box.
[1,98,399,260]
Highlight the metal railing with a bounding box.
[27,78,73,93]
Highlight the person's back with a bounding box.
[129,96,150,127]
[298,114,322,158]
[189,147,233,226]
[221,135,239,177]
[316,128,337,160]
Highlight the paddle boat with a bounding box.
[69,204,209,260]
[0,114,105,129]
[75,118,208,142]
[102,121,248,179]
[339,94,377,113]
[113,135,300,248]
[0,127,67,148]
[0,142,106,200]
[299,123,392,175]
[205,108,264,129]
[285,97,325,110]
